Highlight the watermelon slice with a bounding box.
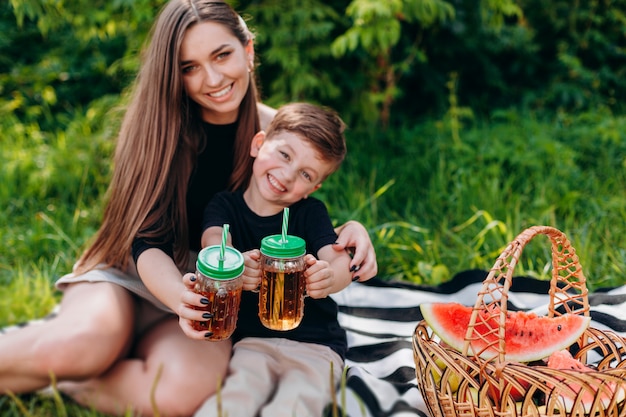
[420,302,591,362]
[546,349,626,413]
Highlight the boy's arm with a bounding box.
[305,244,353,298]
[201,225,262,291]
[201,225,231,248]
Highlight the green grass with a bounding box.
[2,100,626,415]
[321,107,626,289]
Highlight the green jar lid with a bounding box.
[260,234,306,258]
[196,245,245,279]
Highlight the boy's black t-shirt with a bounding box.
[202,190,348,359]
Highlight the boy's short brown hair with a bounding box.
[264,102,347,174]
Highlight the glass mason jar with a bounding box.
[258,234,307,331]
[192,245,244,340]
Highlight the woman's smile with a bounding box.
[207,83,234,100]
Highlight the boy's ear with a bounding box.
[250,131,266,157]
[304,183,322,199]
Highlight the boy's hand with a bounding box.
[242,249,262,291]
[303,254,333,299]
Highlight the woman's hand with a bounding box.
[333,220,378,282]
[176,272,216,340]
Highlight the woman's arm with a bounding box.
[257,102,277,130]
[136,248,215,339]
[136,248,186,312]
[333,220,378,282]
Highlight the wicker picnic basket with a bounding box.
[413,226,626,417]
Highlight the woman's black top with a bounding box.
[132,122,237,262]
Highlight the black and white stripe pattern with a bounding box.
[328,269,626,417]
[0,305,60,336]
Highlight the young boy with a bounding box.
[194,102,354,417]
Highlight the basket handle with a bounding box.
[462,225,590,362]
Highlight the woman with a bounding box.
[0,1,377,416]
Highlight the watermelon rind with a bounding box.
[420,302,591,363]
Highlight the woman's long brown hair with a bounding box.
[74,0,260,274]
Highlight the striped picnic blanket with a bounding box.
[330,269,626,417]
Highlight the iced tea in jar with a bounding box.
[192,245,244,340]
[258,234,307,331]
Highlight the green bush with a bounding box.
[3,0,626,126]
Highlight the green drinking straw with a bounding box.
[220,224,229,265]
[281,208,289,243]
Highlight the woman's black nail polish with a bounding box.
[352,276,360,282]
[204,332,213,338]
[202,312,213,319]
[350,265,357,272]
[200,298,209,305]
[190,276,196,282]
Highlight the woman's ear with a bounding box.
[245,39,255,71]
[250,131,266,157]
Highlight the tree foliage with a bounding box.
[2,0,625,134]
[1,0,160,132]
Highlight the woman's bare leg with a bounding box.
[0,282,134,393]
[59,319,232,417]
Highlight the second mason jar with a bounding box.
[258,234,307,331]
